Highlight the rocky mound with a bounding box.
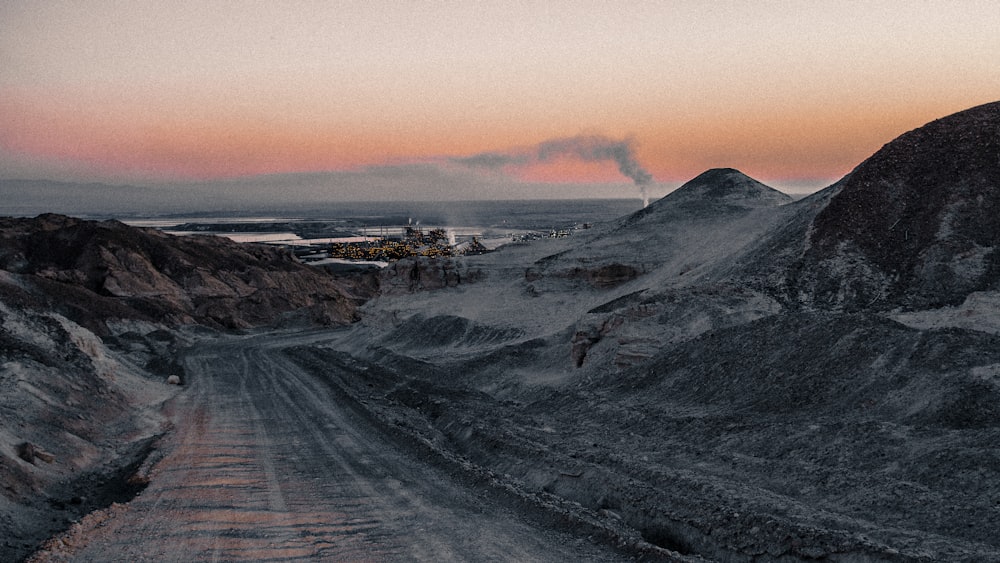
[522,169,794,294]
[628,168,792,224]
[660,168,792,208]
[0,214,363,331]
[792,101,1000,310]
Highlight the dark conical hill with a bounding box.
[619,168,792,230]
[657,168,793,209]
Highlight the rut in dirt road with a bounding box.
[47,334,631,562]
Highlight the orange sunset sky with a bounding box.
[1,1,998,198]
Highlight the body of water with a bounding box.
[122,199,639,232]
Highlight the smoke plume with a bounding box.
[452,135,653,206]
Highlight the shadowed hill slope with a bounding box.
[789,101,1000,310]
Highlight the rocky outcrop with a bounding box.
[0,214,362,331]
[379,256,483,295]
[790,101,1000,311]
[568,263,641,289]
[16,442,55,465]
[0,302,169,561]
[525,262,641,291]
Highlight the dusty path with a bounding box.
[45,331,630,562]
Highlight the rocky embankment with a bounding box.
[0,214,367,331]
[379,256,484,295]
[0,215,368,561]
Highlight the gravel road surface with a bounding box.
[39,331,631,562]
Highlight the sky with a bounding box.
[1,1,998,200]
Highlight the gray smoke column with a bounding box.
[453,135,653,206]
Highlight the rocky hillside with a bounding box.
[323,102,1000,560]
[0,214,364,332]
[789,101,1000,311]
[519,168,794,295]
[0,214,375,560]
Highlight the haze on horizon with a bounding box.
[1,1,998,200]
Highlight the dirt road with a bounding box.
[41,331,631,562]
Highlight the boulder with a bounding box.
[16,442,55,464]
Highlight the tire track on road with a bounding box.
[40,332,631,562]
